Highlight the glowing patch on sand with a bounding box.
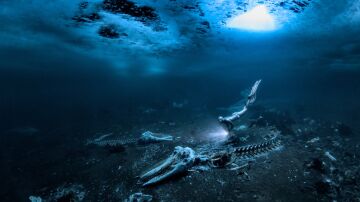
[208,125,229,141]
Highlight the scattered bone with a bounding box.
[125,192,153,202]
[325,151,337,161]
[138,131,173,144]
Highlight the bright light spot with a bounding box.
[226,5,277,31]
[207,124,229,141]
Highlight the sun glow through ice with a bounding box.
[226,5,277,31]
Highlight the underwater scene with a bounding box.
[1,0,360,201]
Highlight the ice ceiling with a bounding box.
[0,0,360,75]
[69,0,314,50]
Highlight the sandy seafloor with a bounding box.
[1,102,359,202]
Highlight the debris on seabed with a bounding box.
[307,137,320,143]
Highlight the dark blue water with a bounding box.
[1,0,360,201]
